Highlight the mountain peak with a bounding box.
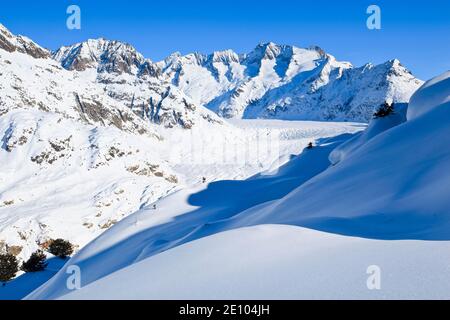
[389,58,401,65]
[307,45,327,57]
[257,41,286,56]
[0,23,12,36]
[244,42,293,65]
[208,49,240,64]
[257,41,282,48]
[166,51,182,60]
[382,58,415,78]
[0,23,50,59]
[53,38,145,73]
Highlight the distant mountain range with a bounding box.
[1,23,422,127]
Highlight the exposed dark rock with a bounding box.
[0,25,50,59]
[138,61,162,78]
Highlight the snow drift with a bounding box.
[407,71,450,120]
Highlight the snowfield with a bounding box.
[59,225,450,300]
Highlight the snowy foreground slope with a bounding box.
[59,225,450,300]
[25,71,450,299]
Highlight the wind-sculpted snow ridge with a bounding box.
[328,102,408,165]
[407,71,450,120]
[26,71,450,300]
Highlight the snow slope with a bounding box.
[329,103,408,165]
[60,225,450,300]
[26,71,450,300]
[407,71,450,120]
[0,109,179,260]
[0,257,66,300]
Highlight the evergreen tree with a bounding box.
[21,250,48,272]
[373,102,395,118]
[0,253,19,285]
[48,239,74,259]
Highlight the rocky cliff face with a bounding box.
[0,24,49,59]
[52,38,146,74]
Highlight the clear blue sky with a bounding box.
[1,0,449,79]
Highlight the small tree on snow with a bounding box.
[0,253,19,285]
[21,250,48,272]
[373,102,394,118]
[48,239,74,259]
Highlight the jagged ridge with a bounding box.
[51,36,423,123]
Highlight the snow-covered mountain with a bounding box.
[154,42,421,121]
[53,38,146,74]
[51,37,422,123]
[1,28,221,131]
[1,22,422,126]
[0,24,49,59]
[243,57,420,121]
